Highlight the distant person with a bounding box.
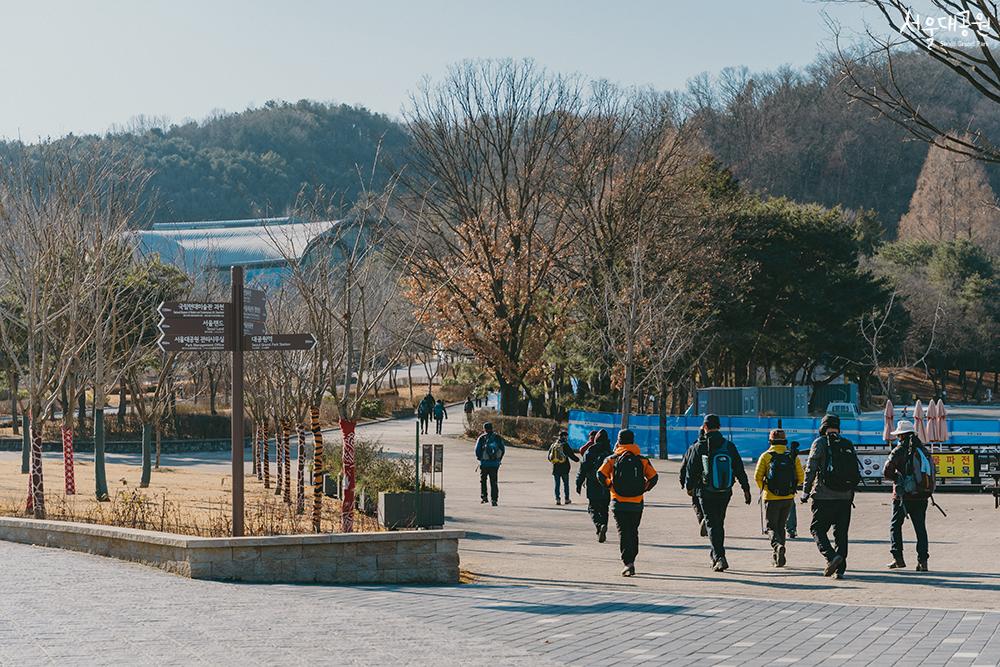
[754,429,804,568]
[417,393,434,434]
[598,429,658,577]
[576,429,612,542]
[463,397,474,425]
[475,422,505,506]
[475,395,482,408]
[883,420,934,572]
[684,414,751,572]
[548,430,579,505]
[679,437,707,537]
[433,399,448,434]
[801,414,860,580]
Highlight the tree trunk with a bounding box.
[27,415,44,518]
[140,422,152,488]
[658,381,668,460]
[310,407,324,532]
[94,410,109,501]
[117,379,127,427]
[155,426,162,470]
[208,368,218,416]
[340,418,357,533]
[9,372,18,436]
[19,413,29,474]
[497,376,519,416]
[77,390,86,434]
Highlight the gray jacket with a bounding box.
[802,435,856,501]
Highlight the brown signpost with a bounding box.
[155,270,313,537]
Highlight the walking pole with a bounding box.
[758,489,766,535]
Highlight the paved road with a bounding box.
[5,539,1000,666]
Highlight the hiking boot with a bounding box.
[713,556,729,572]
[598,524,607,543]
[481,498,488,504]
[564,499,572,505]
[621,563,636,577]
[491,500,498,506]
[700,520,708,538]
[777,545,787,567]
[555,498,561,506]
[772,548,780,568]
[887,555,907,569]
[833,572,844,580]
[916,560,928,572]
[787,530,797,539]
[824,555,845,577]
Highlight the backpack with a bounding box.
[701,445,735,493]
[765,451,796,496]
[482,433,502,461]
[433,404,445,419]
[821,435,861,492]
[612,452,646,497]
[900,446,936,496]
[547,441,567,465]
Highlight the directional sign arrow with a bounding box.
[158,302,231,320]
[158,333,229,352]
[158,316,228,336]
[244,333,316,352]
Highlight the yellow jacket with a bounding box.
[754,443,804,501]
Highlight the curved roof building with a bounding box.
[131,216,341,283]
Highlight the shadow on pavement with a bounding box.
[479,600,689,615]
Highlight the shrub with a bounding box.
[323,437,434,496]
[359,398,385,419]
[466,409,561,449]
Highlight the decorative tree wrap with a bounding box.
[61,425,75,496]
[340,418,356,533]
[296,423,306,514]
[27,420,44,518]
[275,417,284,497]
[282,420,292,505]
[310,406,323,532]
[251,423,259,478]
[262,420,270,489]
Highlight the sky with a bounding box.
[0,0,881,141]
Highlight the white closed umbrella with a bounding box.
[913,400,927,442]
[937,399,949,444]
[925,399,939,444]
[883,399,894,444]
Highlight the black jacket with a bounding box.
[679,442,701,489]
[550,441,579,475]
[576,441,612,501]
[684,431,750,496]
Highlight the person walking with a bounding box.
[474,422,505,506]
[579,430,598,457]
[754,429,804,568]
[598,429,658,576]
[576,429,612,542]
[417,393,434,435]
[683,414,751,572]
[548,431,579,505]
[882,420,935,571]
[801,414,861,580]
[463,396,474,425]
[679,438,707,537]
[433,399,448,435]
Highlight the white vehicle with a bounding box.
[825,401,860,419]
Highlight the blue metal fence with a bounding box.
[568,410,1000,460]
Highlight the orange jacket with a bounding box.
[597,444,659,505]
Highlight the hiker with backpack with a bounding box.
[801,414,860,580]
[548,431,580,505]
[463,397,474,425]
[597,429,658,577]
[475,422,506,505]
[683,414,751,572]
[882,420,934,571]
[754,429,804,568]
[679,438,707,537]
[576,429,612,542]
[433,399,448,435]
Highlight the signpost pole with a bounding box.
[230,266,245,537]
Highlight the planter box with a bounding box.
[379,491,445,530]
[323,474,339,498]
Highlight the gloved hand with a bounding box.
[576,484,582,495]
[743,488,752,505]
[800,493,810,504]
[686,488,694,497]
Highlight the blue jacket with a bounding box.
[475,432,505,469]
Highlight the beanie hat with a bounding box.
[618,429,635,444]
[483,422,494,433]
[769,428,787,443]
[819,414,840,435]
[703,414,721,430]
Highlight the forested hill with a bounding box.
[0,100,409,224]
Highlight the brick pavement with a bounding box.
[3,541,1000,666]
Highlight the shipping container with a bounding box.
[696,387,758,417]
[758,385,809,417]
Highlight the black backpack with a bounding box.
[822,435,861,492]
[612,452,646,497]
[765,451,796,496]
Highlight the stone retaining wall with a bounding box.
[0,518,462,584]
